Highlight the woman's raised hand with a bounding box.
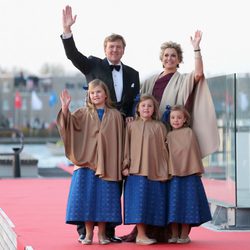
[190,30,202,50]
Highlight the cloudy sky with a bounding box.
[0,0,249,80]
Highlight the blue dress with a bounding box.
[65,109,122,225]
[124,175,168,227]
[167,175,211,226]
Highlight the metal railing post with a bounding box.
[13,147,21,178]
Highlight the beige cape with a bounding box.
[141,71,220,158]
[167,127,204,176]
[57,107,124,181]
[123,119,169,181]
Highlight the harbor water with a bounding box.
[0,144,68,168]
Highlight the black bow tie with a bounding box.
[110,65,121,71]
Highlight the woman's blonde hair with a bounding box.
[135,94,160,120]
[170,105,191,127]
[86,79,114,112]
[159,41,183,68]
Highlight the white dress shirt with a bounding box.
[108,60,123,102]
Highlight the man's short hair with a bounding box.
[104,33,126,49]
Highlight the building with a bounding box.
[0,73,87,138]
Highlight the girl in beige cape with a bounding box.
[57,79,124,245]
[167,105,211,244]
[122,94,169,245]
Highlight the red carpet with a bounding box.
[0,177,250,250]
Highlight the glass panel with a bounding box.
[236,73,250,207]
[203,74,236,206]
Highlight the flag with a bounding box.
[31,91,43,110]
[14,91,22,109]
[49,91,57,107]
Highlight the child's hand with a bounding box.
[60,89,71,114]
[122,168,129,176]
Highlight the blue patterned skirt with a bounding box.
[167,175,212,226]
[124,175,167,226]
[66,168,122,225]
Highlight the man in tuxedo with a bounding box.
[61,5,140,243]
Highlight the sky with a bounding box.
[0,0,249,81]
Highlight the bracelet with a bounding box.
[194,49,201,52]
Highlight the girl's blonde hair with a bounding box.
[170,105,191,127]
[86,79,114,112]
[135,94,160,120]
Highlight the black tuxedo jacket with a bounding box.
[61,36,140,117]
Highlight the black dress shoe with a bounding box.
[108,236,122,243]
[78,234,86,243]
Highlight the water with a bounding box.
[0,144,69,168]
